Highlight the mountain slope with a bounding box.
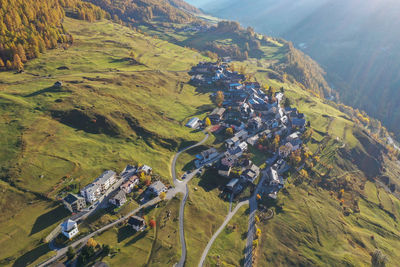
[0,0,108,70]
[1,2,400,266]
[235,58,400,266]
[0,17,212,265]
[85,0,200,23]
[191,0,400,139]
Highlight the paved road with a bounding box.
[172,131,209,267]
[38,191,172,267]
[244,170,268,267]
[198,200,249,267]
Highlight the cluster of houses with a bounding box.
[60,164,167,239]
[189,61,308,198]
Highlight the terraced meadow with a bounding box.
[0,17,213,265]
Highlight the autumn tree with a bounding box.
[17,44,27,62]
[272,134,280,150]
[256,228,261,238]
[0,58,4,68]
[6,60,12,70]
[87,237,98,248]
[13,54,24,70]
[159,191,166,200]
[145,178,151,187]
[226,127,234,136]
[0,0,108,70]
[299,169,308,178]
[205,117,211,127]
[290,151,302,166]
[149,219,156,228]
[215,90,224,106]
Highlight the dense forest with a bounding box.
[0,0,108,70]
[273,42,333,98]
[85,0,198,23]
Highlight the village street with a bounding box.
[244,170,268,267]
[38,188,177,267]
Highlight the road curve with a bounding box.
[171,132,209,186]
[198,200,249,267]
[173,131,209,267]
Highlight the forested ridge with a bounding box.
[0,0,108,71]
[85,0,198,23]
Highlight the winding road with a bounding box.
[39,130,209,267]
[171,131,209,267]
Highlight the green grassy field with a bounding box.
[184,174,231,266]
[95,195,182,266]
[205,205,248,267]
[256,184,400,266]
[0,17,213,265]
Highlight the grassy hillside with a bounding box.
[191,0,400,139]
[0,17,212,265]
[95,195,182,266]
[205,205,248,266]
[2,5,400,267]
[229,58,400,266]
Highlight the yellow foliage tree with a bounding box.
[159,191,166,200]
[299,169,308,178]
[13,54,24,70]
[215,91,224,106]
[205,117,211,127]
[256,228,261,238]
[87,238,98,248]
[226,127,234,136]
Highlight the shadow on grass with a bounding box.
[117,225,136,243]
[198,169,229,192]
[181,161,194,172]
[12,243,50,267]
[30,205,69,236]
[178,140,198,151]
[25,86,63,97]
[124,230,148,247]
